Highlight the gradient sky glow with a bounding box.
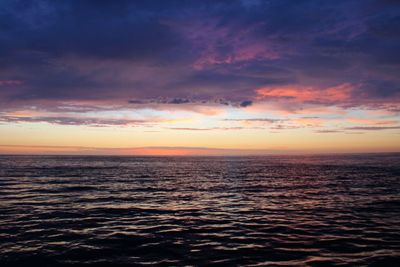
[1,0,400,155]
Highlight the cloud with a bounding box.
[0,0,399,124]
[0,115,150,127]
[314,125,400,133]
[240,100,253,107]
[166,127,215,131]
[256,83,355,105]
[168,98,191,104]
[292,117,325,127]
[0,80,23,86]
[128,98,254,108]
[315,129,343,133]
[224,118,282,123]
[270,124,301,130]
[166,127,250,131]
[345,126,400,131]
[347,118,398,125]
[129,98,192,105]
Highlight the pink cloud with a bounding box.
[256,83,355,104]
[245,100,348,115]
[193,41,280,69]
[0,80,23,86]
[175,19,281,69]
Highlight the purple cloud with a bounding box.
[0,0,399,118]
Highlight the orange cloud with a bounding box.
[245,100,348,115]
[256,83,354,103]
[348,118,399,125]
[292,117,324,127]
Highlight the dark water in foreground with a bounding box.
[0,154,400,266]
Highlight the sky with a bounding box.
[0,0,400,155]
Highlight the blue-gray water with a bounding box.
[0,154,400,266]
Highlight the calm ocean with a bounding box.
[0,154,399,266]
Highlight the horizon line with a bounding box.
[0,144,399,156]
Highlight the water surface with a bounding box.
[0,154,399,266]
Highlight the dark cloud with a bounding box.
[240,100,253,107]
[314,126,400,133]
[271,125,301,130]
[0,0,399,113]
[129,98,193,105]
[128,98,254,107]
[0,0,182,61]
[166,98,190,104]
[345,126,400,131]
[0,116,148,127]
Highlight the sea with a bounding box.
[0,154,399,266]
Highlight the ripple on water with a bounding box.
[0,154,400,266]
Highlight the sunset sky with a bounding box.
[1,0,399,155]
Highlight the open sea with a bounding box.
[0,154,399,266]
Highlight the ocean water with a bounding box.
[0,154,399,266]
